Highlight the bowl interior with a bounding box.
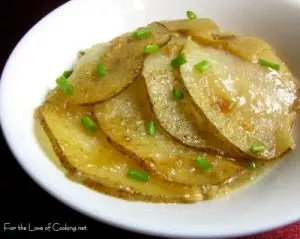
[1,0,300,238]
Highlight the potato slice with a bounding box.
[38,102,206,203]
[161,18,219,34]
[65,23,171,104]
[188,30,289,67]
[184,31,229,48]
[143,36,243,158]
[295,91,300,112]
[46,43,109,104]
[180,39,297,160]
[161,18,220,44]
[163,18,295,77]
[225,37,272,62]
[94,78,244,185]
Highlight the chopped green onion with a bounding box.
[127,168,150,182]
[97,63,107,79]
[63,70,73,78]
[56,75,74,95]
[61,84,73,95]
[56,75,68,87]
[194,60,212,73]
[258,59,280,70]
[144,44,160,53]
[172,87,184,100]
[171,54,187,69]
[147,121,156,136]
[247,160,264,169]
[81,115,97,132]
[186,10,197,19]
[133,27,153,40]
[195,156,212,172]
[247,161,258,169]
[250,142,265,153]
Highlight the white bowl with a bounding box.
[1,0,300,238]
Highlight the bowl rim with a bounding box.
[1,0,300,238]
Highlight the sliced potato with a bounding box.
[161,18,219,34]
[38,102,206,203]
[143,36,243,158]
[180,39,297,160]
[224,35,298,74]
[295,92,300,111]
[46,43,109,104]
[296,100,300,112]
[188,30,286,67]
[94,78,244,185]
[161,18,220,44]
[186,30,227,47]
[225,36,272,62]
[65,23,171,104]
[189,28,300,100]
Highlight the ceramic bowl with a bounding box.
[1,0,300,237]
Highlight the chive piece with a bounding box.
[248,161,257,169]
[258,59,280,70]
[63,70,73,78]
[63,84,74,95]
[172,87,184,100]
[144,44,160,53]
[127,168,150,182]
[56,75,68,87]
[97,63,107,79]
[81,116,97,132]
[133,27,153,40]
[248,160,264,169]
[250,142,265,153]
[186,10,197,19]
[171,54,187,69]
[195,156,212,172]
[147,121,156,136]
[194,60,212,73]
[56,75,74,95]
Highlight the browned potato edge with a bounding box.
[36,106,198,203]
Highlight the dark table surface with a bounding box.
[0,1,298,238]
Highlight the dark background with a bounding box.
[0,1,298,238]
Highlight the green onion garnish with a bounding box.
[127,168,150,182]
[171,54,187,69]
[195,156,212,172]
[81,115,97,132]
[63,70,73,78]
[97,63,107,79]
[258,59,280,70]
[250,142,265,153]
[133,27,153,40]
[247,161,258,169]
[186,10,197,19]
[194,60,212,73]
[144,44,160,53]
[147,121,156,136]
[172,87,184,100]
[248,160,263,169]
[56,75,74,95]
